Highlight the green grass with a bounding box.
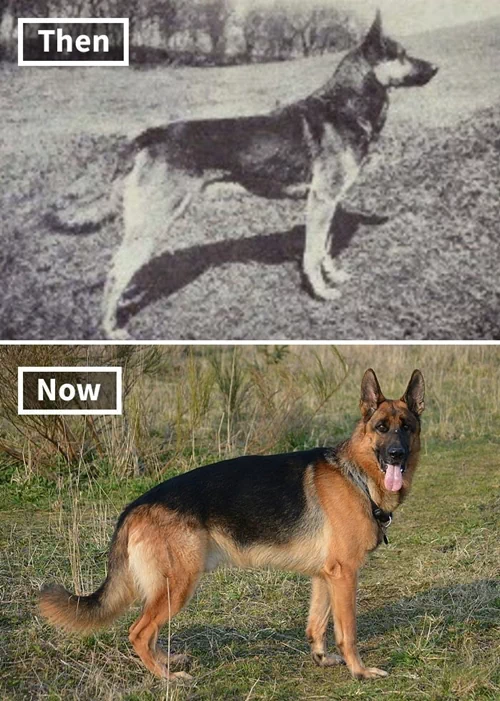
[1,19,500,339]
[1,439,499,700]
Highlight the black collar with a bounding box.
[369,497,392,544]
[338,458,393,544]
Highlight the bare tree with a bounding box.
[139,0,180,48]
[315,9,356,53]
[10,0,50,16]
[202,0,231,59]
[3,0,357,65]
[262,5,296,60]
[254,1,357,60]
[289,6,354,56]
[241,8,263,61]
[288,8,315,57]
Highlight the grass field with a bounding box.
[1,345,499,699]
[1,18,500,339]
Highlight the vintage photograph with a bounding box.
[0,344,499,699]
[1,0,500,339]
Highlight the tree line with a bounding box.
[0,0,359,65]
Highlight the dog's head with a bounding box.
[358,368,425,493]
[362,11,438,88]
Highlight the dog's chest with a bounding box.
[372,99,389,138]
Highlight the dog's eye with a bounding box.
[376,424,388,433]
[401,423,410,432]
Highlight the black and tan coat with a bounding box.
[40,369,425,682]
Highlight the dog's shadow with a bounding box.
[166,579,498,668]
[117,208,388,325]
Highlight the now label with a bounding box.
[18,367,122,415]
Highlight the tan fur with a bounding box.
[374,58,413,86]
[303,370,424,680]
[39,518,134,633]
[306,576,344,668]
[125,506,205,680]
[308,460,388,678]
[208,526,328,575]
[315,461,379,568]
[303,125,358,298]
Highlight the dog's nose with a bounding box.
[388,447,405,461]
[430,64,439,76]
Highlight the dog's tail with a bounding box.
[45,178,122,235]
[47,128,174,234]
[39,516,135,633]
[45,137,141,235]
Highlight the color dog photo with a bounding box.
[1,0,500,340]
[1,344,498,699]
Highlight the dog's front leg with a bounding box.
[325,565,388,680]
[304,184,348,300]
[306,576,345,667]
[304,149,355,300]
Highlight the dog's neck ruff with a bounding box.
[334,451,393,544]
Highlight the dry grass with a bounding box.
[0,344,499,699]
[1,344,500,479]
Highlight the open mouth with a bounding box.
[380,462,406,492]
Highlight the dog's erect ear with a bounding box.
[362,9,385,56]
[360,368,385,419]
[402,370,425,416]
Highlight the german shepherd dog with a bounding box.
[39,369,425,682]
[53,13,437,338]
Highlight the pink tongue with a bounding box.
[384,464,403,492]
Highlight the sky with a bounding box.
[343,0,500,35]
[235,0,500,35]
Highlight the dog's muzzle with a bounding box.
[411,61,439,86]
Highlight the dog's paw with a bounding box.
[104,327,132,341]
[169,653,191,669]
[353,666,388,680]
[302,264,343,301]
[312,652,345,667]
[156,648,191,670]
[170,671,194,683]
[321,258,350,285]
[312,284,343,302]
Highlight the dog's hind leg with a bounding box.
[127,513,204,680]
[307,576,344,667]
[129,589,196,681]
[102,152,202,339]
